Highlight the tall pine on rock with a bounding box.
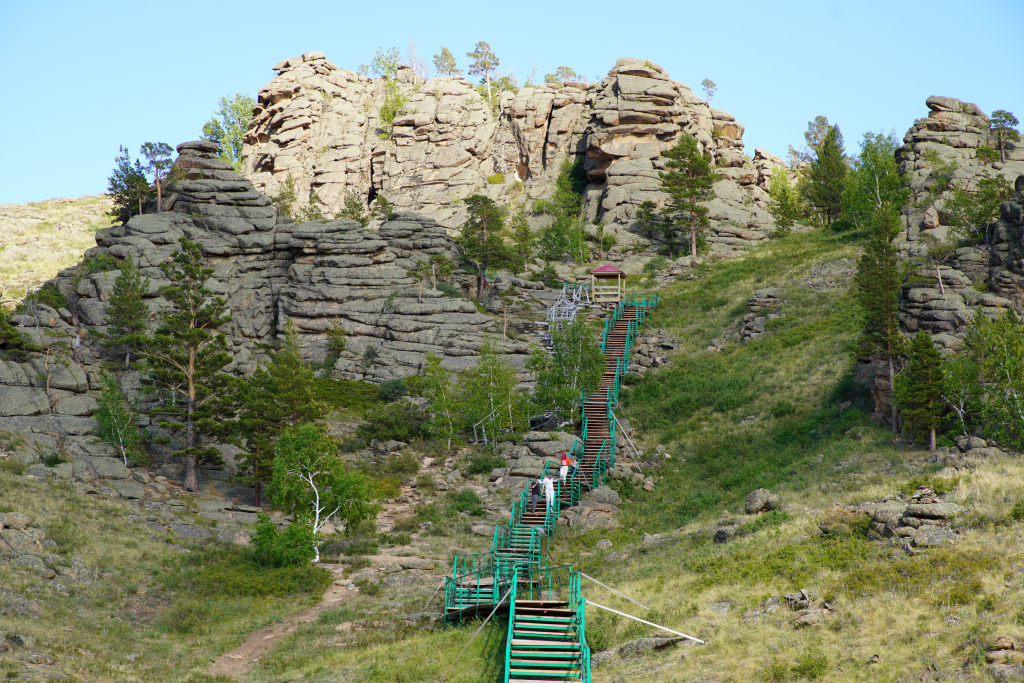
[659,135,718,257]
[894,332,945,450]
[141,238,234,491]
[458,194,515,298]
[855,202,906,430]
[809,125,847,225]
[102,255,150,368]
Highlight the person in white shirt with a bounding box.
[541,475,555,513]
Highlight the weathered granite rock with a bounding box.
[241,53,776,259]
[897,97,1024,255]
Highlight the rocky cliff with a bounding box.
[896,96,1024,252]
[0,140,542,473]
[242,53,781,260]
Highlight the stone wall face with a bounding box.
[896,96,1024,253]
[241,53,779,258]
[0,139,537,469]
[48,141,529,382]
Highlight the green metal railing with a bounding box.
[502,566,519,680]
[446,289,657,683]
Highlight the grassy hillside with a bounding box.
[0,195,114,307]
[6,223,1024,682]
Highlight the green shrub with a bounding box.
[84,253,119,273]
[339,436,367,453]
[978,594,998,612]
[382,532,412,546]
[415,473,437,495]
[1011,500,1024,522]
[899,474,964,497]
[377,379,408,402]
[310,378,380,412]
[356,402,432,442]
[444,489,484,517]
[463,451,506,476]
[791,648,828,679]
[759,658,789,683]
[251,515,316,567]
[770,400,796,418]
[486,173,506,184]
[159,599,213,634]
[354,578,383,596]
[17,283,65,313]
[437,282,462,298]
[737,510,791,536]
[162,546,331,598]
[379,452,420,478]
[643,255,671,275]
[0,460,26,476]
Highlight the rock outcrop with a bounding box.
[0,140,538,470]
[897,96,1024,252]
[241,53,776,260]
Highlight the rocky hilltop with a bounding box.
[242,53,782,259]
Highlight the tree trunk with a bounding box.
[156,175,162,212]
[888,356,898,433]
[185,353,198,491]
[254,480,261,508]
[936,264,944,295]
[477,267,485,299]
[690,226,697,257]
[929,427,936,452]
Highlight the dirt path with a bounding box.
[206,575,354,680]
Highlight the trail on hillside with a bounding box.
[206,574,353,679]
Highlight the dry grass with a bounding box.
[0,194,114,305]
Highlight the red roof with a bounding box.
[590,265,625,274]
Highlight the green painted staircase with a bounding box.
[444,291,659,683]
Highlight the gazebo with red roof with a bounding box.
[590,264,626,304]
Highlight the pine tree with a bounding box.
[338,191,369,226]
[467,41,500,104]
[894,332,945,450]
[458,194,516,298]
[509,209,533,274]
[140,142,174,211]
[231,323,324,506]
[140,238,234,491]
[854,202,906,431]
[102,255,150,368]
[990,110,1020,163]
[659,135,718,257]
[107,146,154,222]
[700,78,717,105]
[433,47,459,76]
[808,125,847,225]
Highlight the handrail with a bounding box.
[503,567,519,681]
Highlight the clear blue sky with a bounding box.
[1,0,1021,204]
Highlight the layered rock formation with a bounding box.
[0,140,538,470]
[241,53,779,260]
[897,96,1024,251]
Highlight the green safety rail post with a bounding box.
[570,570,592,683]
[502,566,519,682]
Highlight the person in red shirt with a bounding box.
[559,451,569,483]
